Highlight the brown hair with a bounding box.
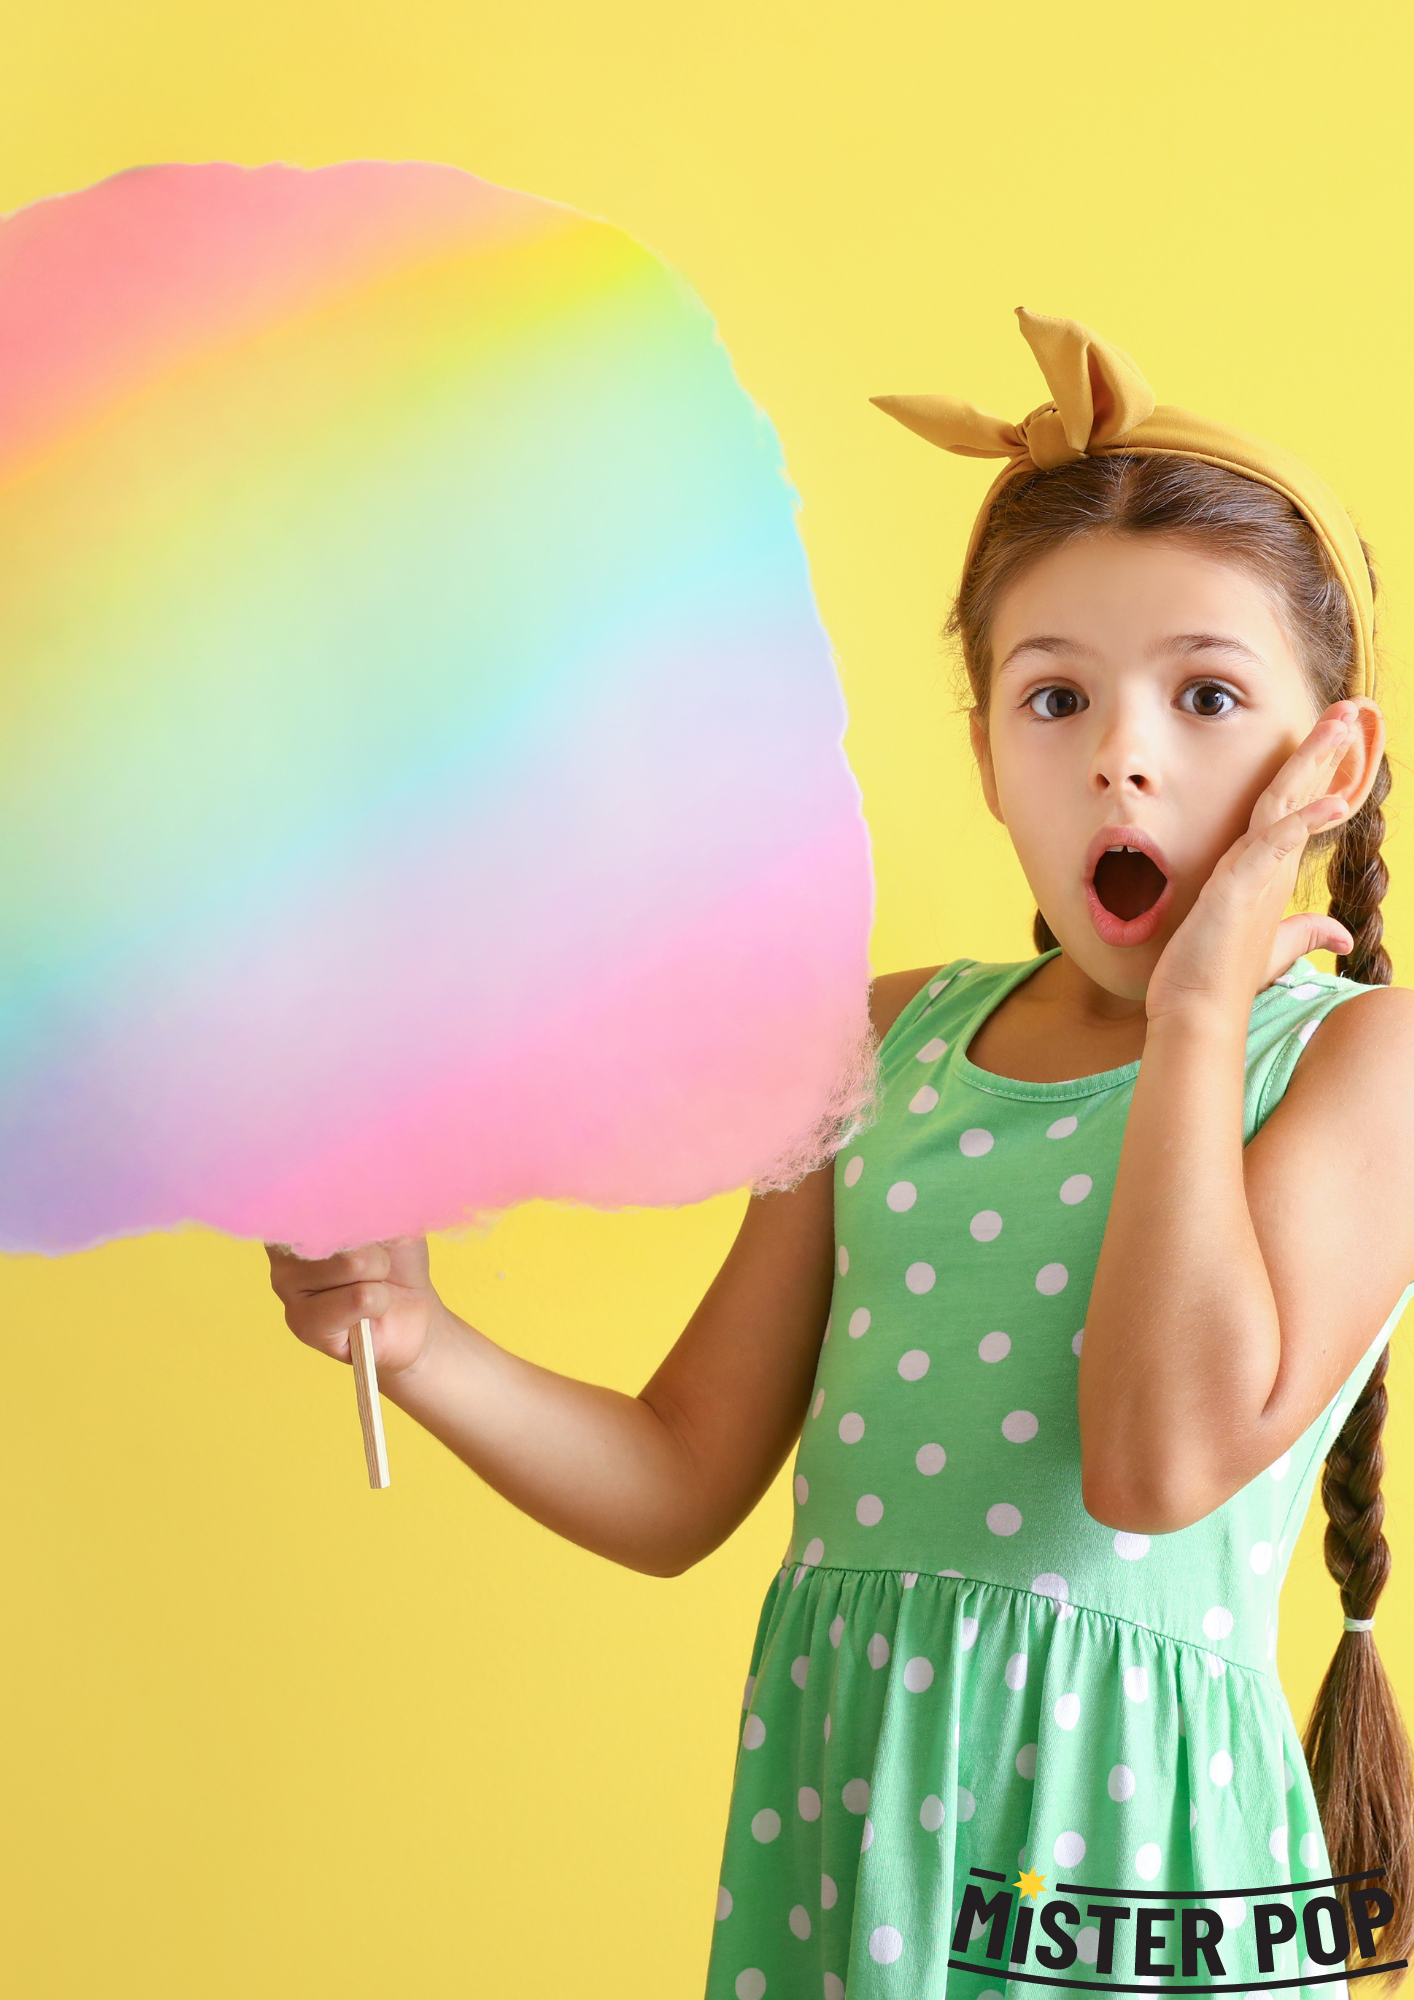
[948,452,1410,1971]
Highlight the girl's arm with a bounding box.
[267,969,931,1577]
[1081,725,1414,1533]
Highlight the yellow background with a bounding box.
[2,4,1412,1994]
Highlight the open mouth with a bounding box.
[1092,846,1168,921]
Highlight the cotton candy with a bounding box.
[0,161,873,1257]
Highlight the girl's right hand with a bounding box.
[265,1236,438,1376]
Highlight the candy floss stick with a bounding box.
[0,162,875,1484]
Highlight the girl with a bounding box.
[268,311,1414,2000]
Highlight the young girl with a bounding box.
[268,311,1414,2000]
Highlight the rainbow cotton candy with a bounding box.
[0,162,874,1258]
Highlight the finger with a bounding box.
[265,1242,392,1301]
[1229,795,1348,894]
[1261,911,1354,987]
[1249,706,1360,831]
[283,1278,396,1358]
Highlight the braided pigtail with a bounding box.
[1329,752,1393,988]
[1303,1343,1414,1975]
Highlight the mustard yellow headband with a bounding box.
[873,308,1376,698]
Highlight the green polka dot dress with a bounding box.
[705,953,1412,2000]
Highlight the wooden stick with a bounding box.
[349,1318,391,1489]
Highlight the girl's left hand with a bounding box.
[1144,704,1360,1026]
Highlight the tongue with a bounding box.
[1093,849,1167,920]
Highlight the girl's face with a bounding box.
[972,534,1350,1003]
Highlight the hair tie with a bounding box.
[1344,1615,1376,1632]
[872,307,1376,700]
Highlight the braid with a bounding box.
[1329,753,1393,987]
[1304,1343,1414,1973]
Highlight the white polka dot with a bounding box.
[956,1786,976,1821]
[857,1494,884,1526]
[848,1307,871,1339]
[1269,1826,1289,1862]
[915,1442,947,1475]
[1135,1842,1163,1881]
[978,1331,1011,1362]
[1072,1327,1085,1355]
[1036,1262,1069,1294]
[1203,1606,1235,1641]
[1076,1928,1100,1965]
[1123,1665,1149,1702]
[1033,1572,1069,1603]
[1204,1653,1227,1678]
[716,1885,733,1921]
[1290,982,1321,1000]
[909,1086,939,1114]
[917,1038,948,1062]
[903,1657,934,1693]
[1054,1692,1082,1730]
[870,1927,904,1965]
[824,1977,844,2000]
[1250,1541,1273,1575]
[1114,1532,1150,1560]
[987,1503,1022,1536]
[1054,1830,1087,1866]
[970,1209,1003,1242]
[1048,1115,1079,1138]
[742,1675,755,1708]
[736,1974,766,2000]
[905,1262,936,1294]
[829,1615,844,1648]
[951,1616,977,1653]
[842,1778,870,1814]
[789,1904,812,1940]
[821,1874,838,1909]
[1005,1652,1028,1691]
[750,1809,780,1843]
[928,976,952,998]
[801,1537,825,1567]
[1300,1831,1322,1868]
[901,1571,918,1588]
[1297,1018,1319,1047]
[1268,1452,1292,1480]
[867,1633,891,1670]
[798,1785,821,1821]
[838,1246,849,1274]
[1003,1410,1039,1443]
[794,1475,809,1505]
[1216,1899,1245,1928]
[1108,1764,1136,1801]
[898,1349,931,1381]
[810,1389,825,1418]
[887,1180,918,1212]
[743,1715,766,1750]
[861,1816,875,1851]
[939,1568,963,1577]
[823,1714,832,1739]
[843,1155,864,1187]
[1190,1802,1200,1828]
[838,1412,865,1444]
[1016,1742,1038,1779]
[920,1793,945,1831]
[1209,1750,1234,1787]
[790,1655,810,1690]
[960,1128,995,1157]
[1060,1174,1093,1206]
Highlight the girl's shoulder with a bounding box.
[1248,959,1414,1138]
[869,956,1026,1057]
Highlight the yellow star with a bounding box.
[1014,1868,1047,1901]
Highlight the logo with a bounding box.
[948,1863,1406,1991]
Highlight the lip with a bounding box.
[1083,823,1174,949]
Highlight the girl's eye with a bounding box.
[1027,685,1086,719]
[1180,681,1238,719]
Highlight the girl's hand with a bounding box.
[265,1236,438,1376]
[1144,703,1361,1026]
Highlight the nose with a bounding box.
[1088,704,1160,797]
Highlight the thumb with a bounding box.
[1262,911,1353,988]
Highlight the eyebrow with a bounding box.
[997,631,1266,673]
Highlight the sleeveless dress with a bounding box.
[704,952,1412,2000]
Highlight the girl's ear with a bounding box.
[969,709,1006,825]
[1330,698,1387,813]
